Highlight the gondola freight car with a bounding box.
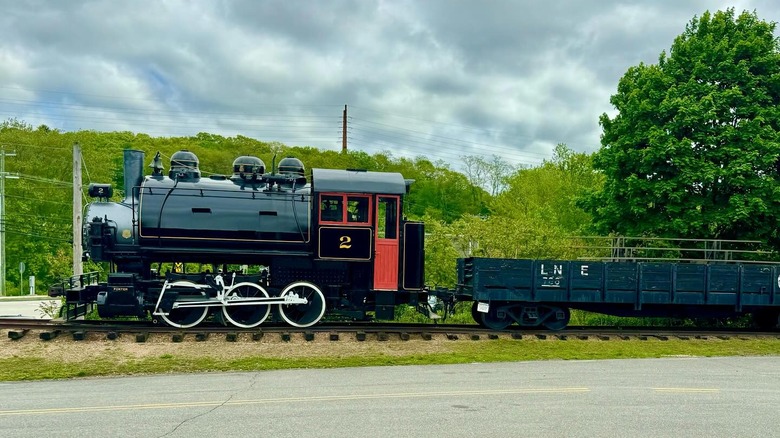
[459,257,780,330]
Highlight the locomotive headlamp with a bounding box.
[88,183,113,199]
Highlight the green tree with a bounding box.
[586,9,780,245]
[422,215,460,288]
[442,145,600,261]
[497,144,601,234]
[462,154,513,197]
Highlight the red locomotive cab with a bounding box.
[310,168,423,320]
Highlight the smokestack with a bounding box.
[123,149,145,202]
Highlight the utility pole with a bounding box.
[342,104,347,153]
[73,143,83,277]
[0,148,18,296]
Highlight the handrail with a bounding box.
[65,271,100,289]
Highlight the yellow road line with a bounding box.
[0,387,590,416]
[653,388,720,393]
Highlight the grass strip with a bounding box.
[1,338,778,381]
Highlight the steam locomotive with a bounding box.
[72,149,425,328]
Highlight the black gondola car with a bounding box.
[459,257,780,330]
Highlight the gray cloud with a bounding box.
[0,0,777,168]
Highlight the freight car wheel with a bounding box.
[278,282,326,328]
[159,282,209,329]
[222,282,271,329]
[480,304,513,330]
[541,306,570,331]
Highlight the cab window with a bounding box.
[321,194,371,224]
[320,195,343,222]
[347,197,369,223]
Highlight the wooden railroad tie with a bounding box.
[39,330,61,341]
[8,329,28,340]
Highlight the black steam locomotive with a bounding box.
[72,149,425,328]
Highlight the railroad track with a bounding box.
[2,318,778,342]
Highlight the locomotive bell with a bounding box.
[149,151,164,176]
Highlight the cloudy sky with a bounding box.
[1,0,778,169]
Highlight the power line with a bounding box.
[349,116,549,158]
[347,127,543,166]
[1,90,572,173]
[2,228,72,243]
[16,174,73,187]
[0,142,72,151]
[2,215,72,226]
[2,194,71,205]
[0,85,344,109]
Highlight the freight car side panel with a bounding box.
[460,258,780,311]
[675,264,707,304]
[568,261,603,302]
[470,259,533,302]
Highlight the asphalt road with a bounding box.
[0,356,778,437]
[0,298,59,319]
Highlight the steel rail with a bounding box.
[2,318,778,342]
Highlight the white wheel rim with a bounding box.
[159,281,209,329]
[221,282,271,329]
[278,281,326,328]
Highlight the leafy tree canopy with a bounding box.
[496,144,601,234]
[586,9,780,246]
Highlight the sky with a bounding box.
[1,0,778,169]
